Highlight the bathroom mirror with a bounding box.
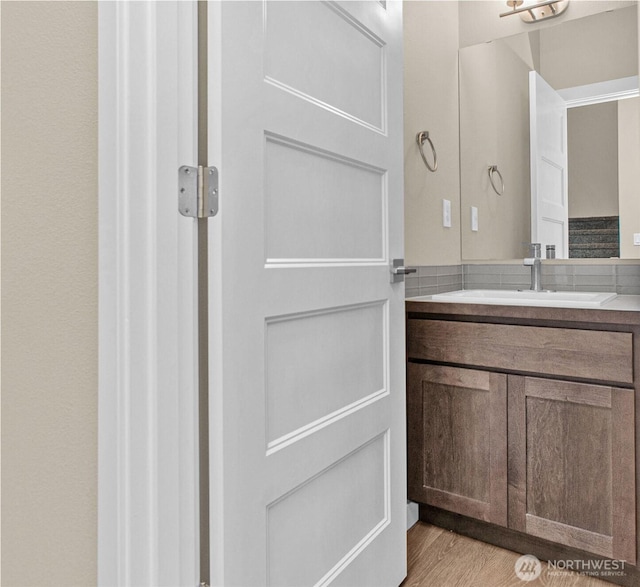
[459,5,639,261]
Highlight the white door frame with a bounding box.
[98,2,200,585]
[558,75,639,109]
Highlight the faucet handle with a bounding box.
[521,242,543,258]
[529,243,542,258]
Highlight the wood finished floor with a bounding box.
[403,522,613,587]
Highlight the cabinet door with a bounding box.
[508,376,636,564]
[407,363,508,526]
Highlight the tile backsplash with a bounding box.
[405,263,640,298]
[405,265,462,298]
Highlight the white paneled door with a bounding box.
[530,71,569,257]
[207,2,406,586]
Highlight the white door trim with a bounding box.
[559,75,639,109]
[98,2,200,585]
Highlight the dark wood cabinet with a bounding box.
[407,363,507,526]
[508,375,636,564]
[406,305,639,571]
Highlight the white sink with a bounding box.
[425,289,617,308]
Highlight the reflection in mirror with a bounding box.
[568,101,618,258]
[459,5,639,261]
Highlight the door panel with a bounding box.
[207,2,405,585]
[266,301,386,452]
[264,135,386,263]
[268,433,388,587]
[264,1,385,131]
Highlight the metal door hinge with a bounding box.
[179,165,219,218]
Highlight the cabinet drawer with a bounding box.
[407,319,633,385]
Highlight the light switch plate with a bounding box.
[442,199,451,228]
[471,206,478,232]
[634,233,640,246]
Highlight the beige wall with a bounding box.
[404,0,461,265]
[539,5,638,90]
[568,102,619,219]
[459,39,531,260]
[1,3,98,586]
[619,97,640,259]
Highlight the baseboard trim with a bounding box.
[407,501,419,530]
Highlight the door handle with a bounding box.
[390,259,417,283]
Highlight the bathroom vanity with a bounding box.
[406,295,640,585]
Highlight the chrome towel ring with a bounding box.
[488,165,504,195]
[416,131,438,172]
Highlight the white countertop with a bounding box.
[407,292,640,312]
[599,295,640,311]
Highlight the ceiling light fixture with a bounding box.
[500,0,569,23]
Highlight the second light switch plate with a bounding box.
[442,199,451,228]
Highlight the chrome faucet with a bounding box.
[523,243,543,292]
